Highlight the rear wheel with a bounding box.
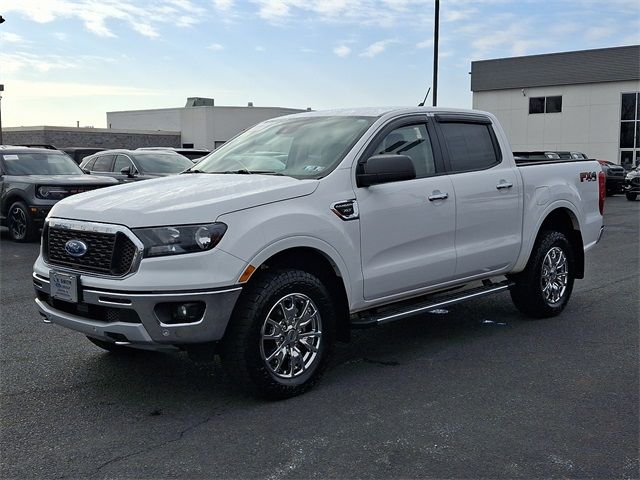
[7,201,38,242]
[220,269,335,399]
[510,230,575,318]
[627,193,637,201]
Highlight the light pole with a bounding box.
[432,0,439,107]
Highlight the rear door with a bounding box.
[356,115,457,300]
[434,114,522,278]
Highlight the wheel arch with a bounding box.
[531,206,585,279]
[2,192,29,217]
[243,241,352,342]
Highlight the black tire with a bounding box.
[626,193,637,201]
[220,269,336,399]
[86,336,137,354]
[7,201,38,242]
[509,230,575,319]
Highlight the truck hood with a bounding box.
[49,173,319,227]
[8,174,118,185]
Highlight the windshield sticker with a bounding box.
[3,155,19,160]
[303,165,325,172]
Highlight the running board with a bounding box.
[350,280,513,328]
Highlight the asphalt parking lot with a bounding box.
[1,196,638,479]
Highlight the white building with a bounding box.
[471,45,640,168]
[107,98,308,150]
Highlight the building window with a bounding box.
[619,92,640,169]
[182,143,194,148]
[214,141,226,149]
[529,96,562,114]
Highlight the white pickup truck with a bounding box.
[33,107,605,398]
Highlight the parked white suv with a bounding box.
[33,107,605,398]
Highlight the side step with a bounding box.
[350,280,513,328]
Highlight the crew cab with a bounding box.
[33,108,605,398]
[0,147,117,242]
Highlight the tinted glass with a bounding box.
[132,153,193,173]
[620,122,635,148]
[372,124,435,178]
[636,122,640,148]
[621,93,636,120]
[620,150,633,169]
[529,97,545,114]
[2,152,84,175]
[93,155,115,172]
[113,155,133,172]
[546,96,562,113]
[83,158,96,170]
[440,123,499,172]
[195,116,376,179]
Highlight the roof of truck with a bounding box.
[283,106,489,118]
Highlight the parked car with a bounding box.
[0,146,117,242]
[624,166,640,201]
[61,147,105,165]
[597,160,626,196]
[137,147,210,162]
[80,149,193,182]
[34,107,604,398]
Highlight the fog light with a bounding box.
[154,301,206,325]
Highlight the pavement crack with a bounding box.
[86,415,215,478]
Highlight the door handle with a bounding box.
[428,192,448,201]
[496,181,513,190]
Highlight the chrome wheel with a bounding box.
[259,293,322,379]
[540,246,568,305]
[9,206,27,240]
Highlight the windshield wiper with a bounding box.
[182,169,205,174]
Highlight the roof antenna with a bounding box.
[418,87,431,107]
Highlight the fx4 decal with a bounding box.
[580,171,597,182]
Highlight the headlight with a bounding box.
[37,186,69,200]
[134,223,227,258]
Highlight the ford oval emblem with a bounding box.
[64,239,88,257]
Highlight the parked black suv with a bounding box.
[0,147,118,242]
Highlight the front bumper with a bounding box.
[33,273,242,347]
[624,179,640,194]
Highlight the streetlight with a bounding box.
[432,0,439,107]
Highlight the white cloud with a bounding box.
[360,39,399,58]
[2,0,203,38]
[53,32,68,41]
[0,32,26,43]
[8,81,163,99]
[443,8,477,22]
[207,43,224,51]
[333,45,351,57]
[213,0,234,10]
[416,38,433,49]
[586,25,616,41]
[255,45,266,52]
[0,52,78,74]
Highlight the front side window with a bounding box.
[440,123,499,172]
[370,124,436,178]
[113,155,134,173]
[194,116,376,179]
[1,152,84,175]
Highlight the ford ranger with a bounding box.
[33,107,605,398]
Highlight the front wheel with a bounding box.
[220,269,335,399]
[627,193,637,201]
[7,201,38,242]
[509,230,575,318]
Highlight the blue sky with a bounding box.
[1,0,639,128]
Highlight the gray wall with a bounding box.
[2,127,180,149]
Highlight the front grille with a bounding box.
[64,185,103,197]
[44,225,138,276]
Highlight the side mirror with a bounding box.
[356,154,416,187]
[120,166,136,178]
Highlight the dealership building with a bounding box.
[107,97,308,150]
[471,45,640,168]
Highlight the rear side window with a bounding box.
[440,123,500,172]
[93,155,115,172]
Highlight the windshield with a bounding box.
[194,116,375,178]
[132,153,193,174]
[1,152,84,175]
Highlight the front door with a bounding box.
[356,117,457,300]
